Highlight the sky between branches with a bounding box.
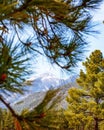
[31,1,104,79]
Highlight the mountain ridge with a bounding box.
[0,73,78,109]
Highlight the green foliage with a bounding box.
[0,0,103,70]
[0,0,103,129]
[18,89,64,130]
[0,108,14,130]
[0,89,69,130]
[65,50,104,130]
[0,36,30,93]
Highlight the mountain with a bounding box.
[0,73,78,110]
[12,85,71,113]
[24,73,66,92]
[11,74,78,113]
[0,73,65,107]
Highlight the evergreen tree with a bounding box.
[65,50,104,130]
[0,0,103,70]
[0,108,14,130]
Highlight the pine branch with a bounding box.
[0,94,21,120]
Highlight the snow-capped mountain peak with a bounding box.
[27,73,56,81]
[0,73,78,108]
[24,73,65,93]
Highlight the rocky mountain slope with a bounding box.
[11,74,78,113]
[0,73,78,111]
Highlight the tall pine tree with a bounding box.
[65,50,104,130]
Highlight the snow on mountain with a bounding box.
[24,73,65,93]
[12,80,78,113]
[0,73,65,107]
[0,73,78,108]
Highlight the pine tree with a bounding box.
[0,108,14,130]
[65,50,104,130]
[0,0,103,70]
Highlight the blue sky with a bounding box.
[87,2,104,54]
[32,2,104,79]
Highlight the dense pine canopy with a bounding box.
[65,50,104,130]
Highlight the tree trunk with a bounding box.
[95,118,99,130]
